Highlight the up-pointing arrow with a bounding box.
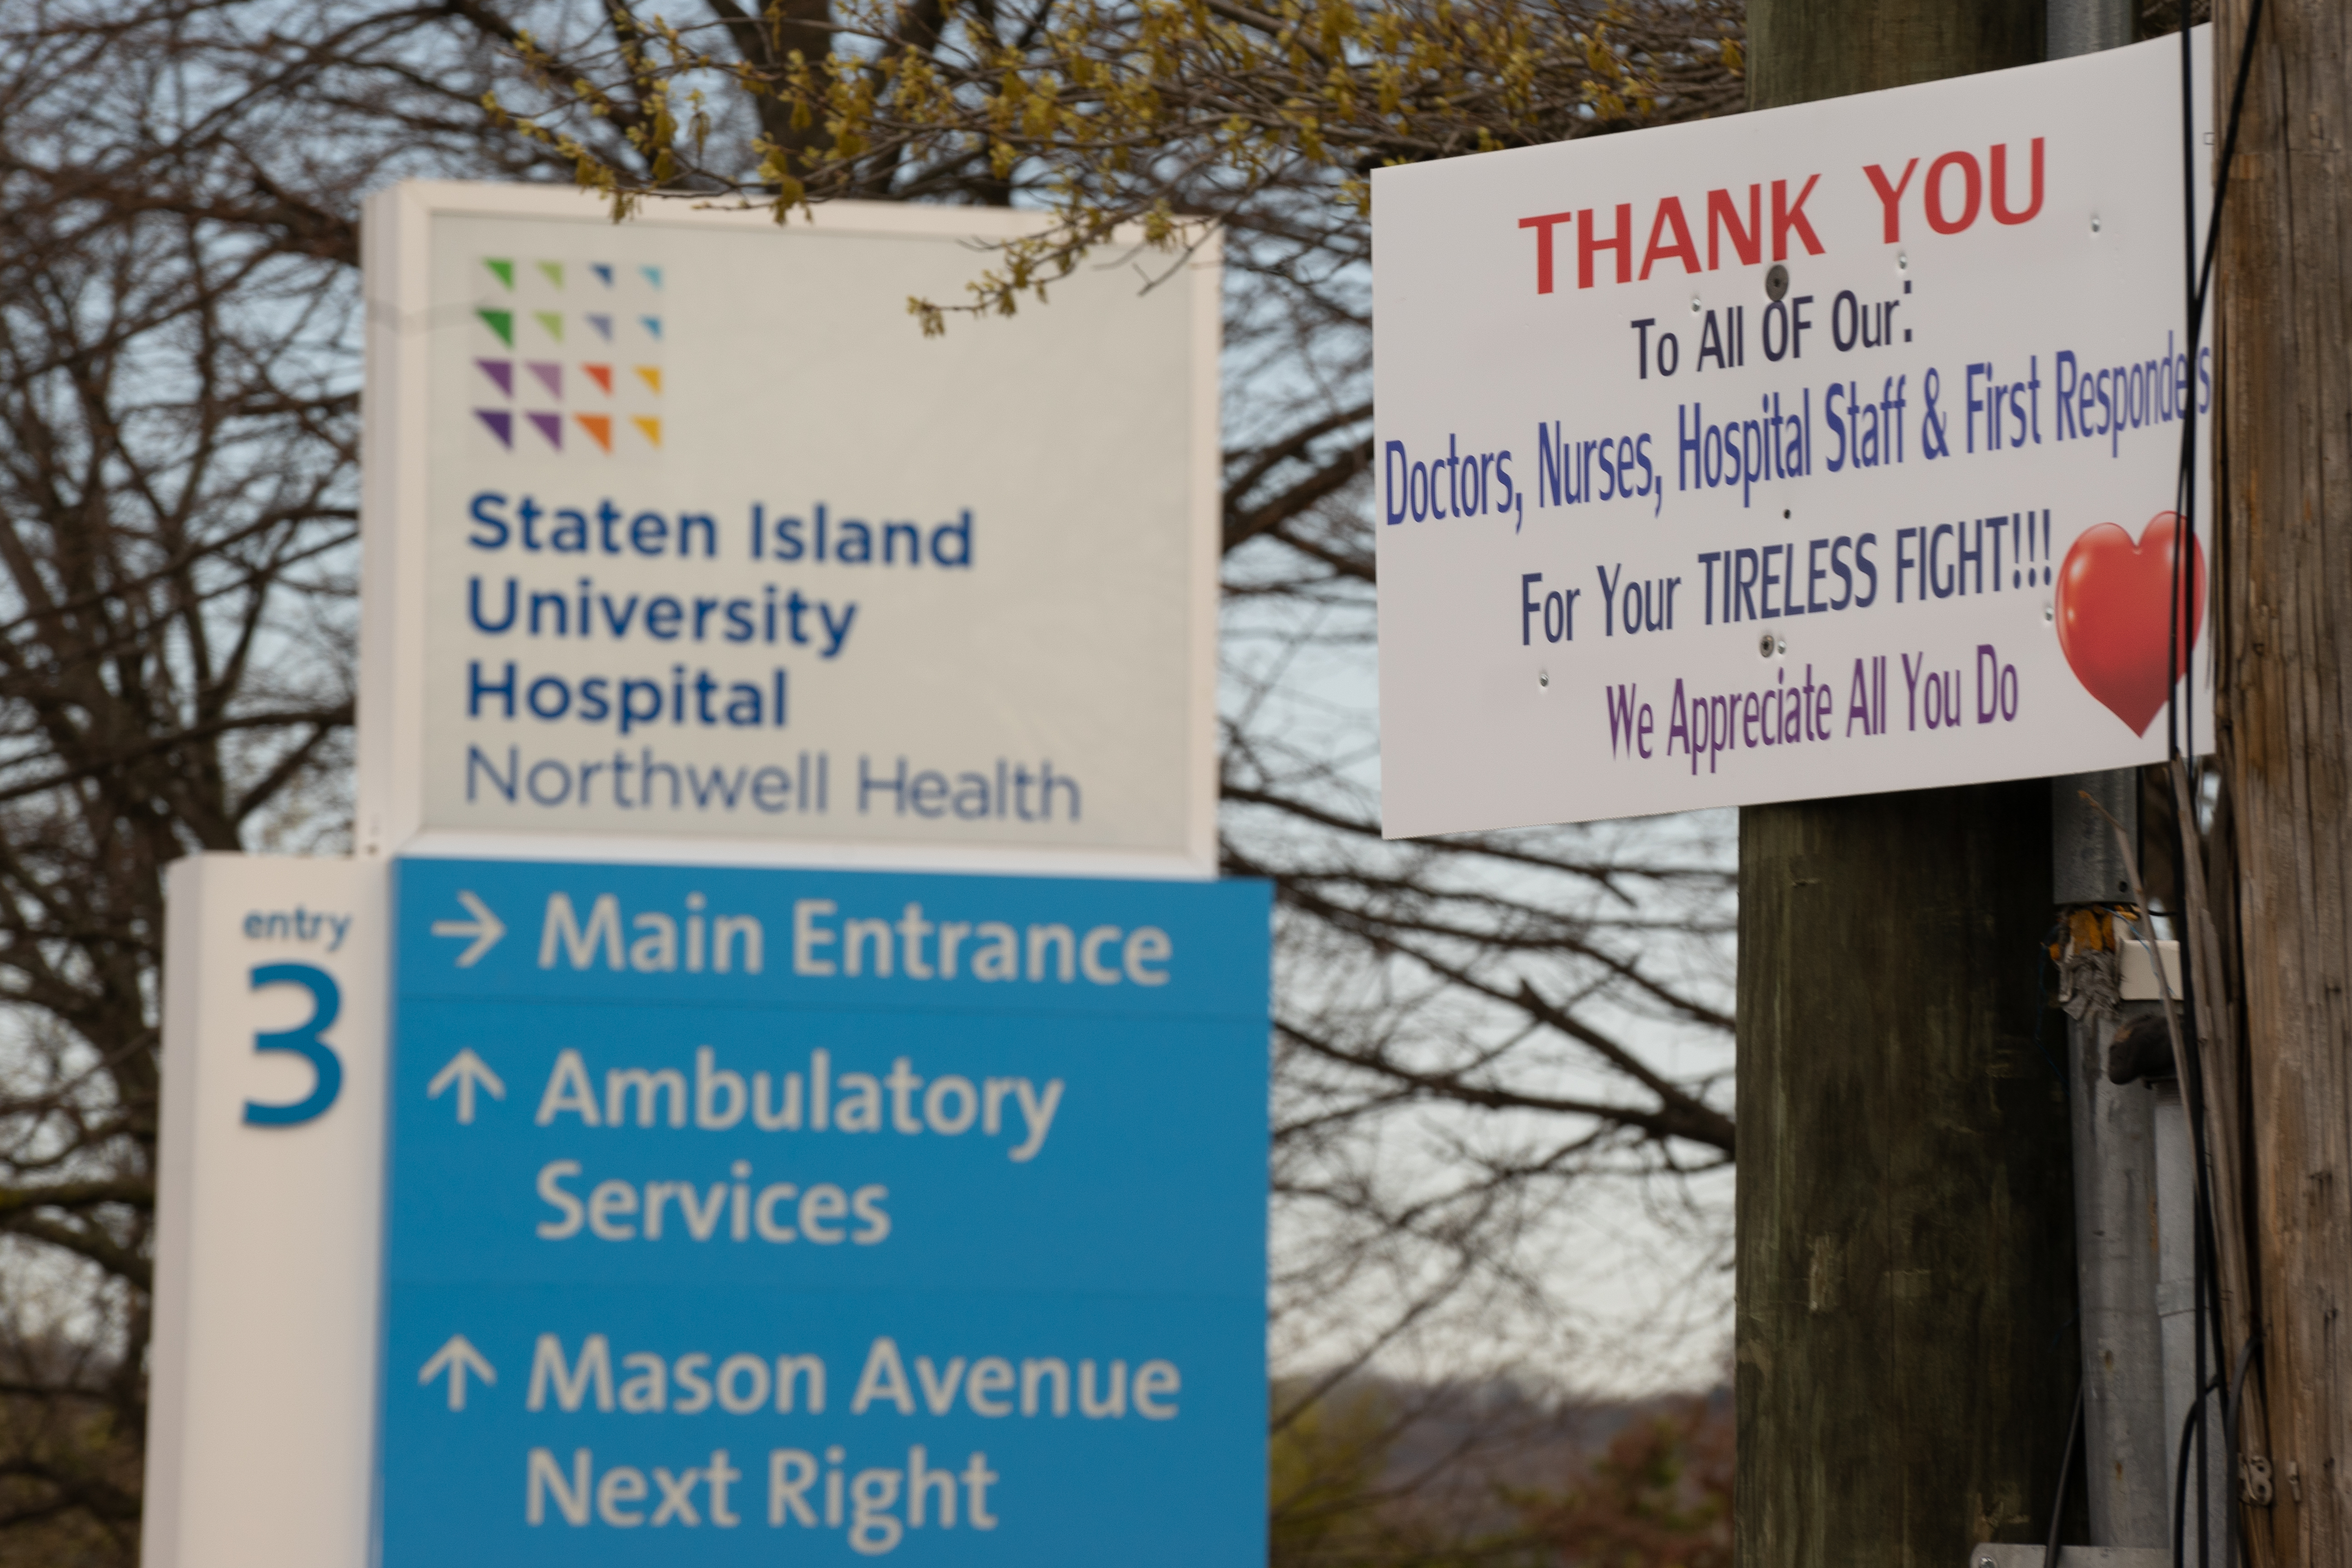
[427,1048,506,1124]
[419,1334,496,1411]
[429,890,506,967]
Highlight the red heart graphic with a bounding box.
[2055,513,2205,736]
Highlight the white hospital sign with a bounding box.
[150,184,1259,1568]
[362,184,1219,874]
[1373,31,2213,836]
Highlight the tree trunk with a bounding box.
[1737,4,2078,1563]
[2213,0,2352,1558]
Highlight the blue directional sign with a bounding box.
[379,858,1270,1565]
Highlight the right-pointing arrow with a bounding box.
[418,1334,496,1411]
[426,1048,506,1125]
[429,890,506,967]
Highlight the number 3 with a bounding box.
[244,963,344,1126]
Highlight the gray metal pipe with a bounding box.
[2048,0,2136,59]
[2068,1006,2168,1545]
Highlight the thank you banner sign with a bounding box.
[1374,30,2213,834]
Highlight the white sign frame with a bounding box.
[143,855,387,1568]
[359,183,1221,877]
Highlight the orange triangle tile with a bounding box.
[583,363,613,394]
[634,365,663,394]
[575,413,613,453]
[632,416,663,448]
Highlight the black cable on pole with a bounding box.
[2172,0,2273,777]
[2173,1373,2223,1568]
[2167,5,2271,1557]
[2171,0,2273,767]
[2194,1160,2212,1566]
[2193,0,2271,327]
[2175,0,2273,563]
[2045,1380,2084,1568]
[2173,4,2196,772]
[2224,1334,2259,1568]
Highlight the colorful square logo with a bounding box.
[467,257,665,456]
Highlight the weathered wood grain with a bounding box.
[1737,782,2079,1564]
[1739,5,2078,1563]
[2214,0,2352,1559]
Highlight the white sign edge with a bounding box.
[142,853,389,1568]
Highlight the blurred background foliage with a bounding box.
[0,0,1745,1560]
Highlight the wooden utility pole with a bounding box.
[2212,0,2352,1559]
[1735,3,2080,1563]
[1746,0,2044,109]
